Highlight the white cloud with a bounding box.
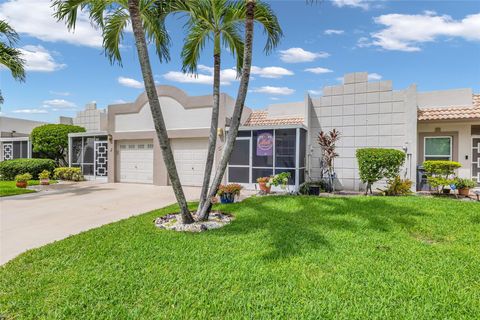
[19,45,66,72]
[279,48,329,63]
[331,0,369,10]
[112,99,127,104]
[250,66,294,78]
[0,0,103,47]
[308,89,323,96]
[163,65,239,85]
[49,91,70,96]
[118,76,144,89]
[324,29,345,35]
[12,108,48,114]
[304,67,333,74]
[43,99,76,108]
[368,73,382,81]
[368,12,480,52]
[251,86,295,95]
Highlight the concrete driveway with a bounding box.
[0,181,200,265]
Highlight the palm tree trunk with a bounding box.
[197,0,256,220]
[197,34,221,219]
[127,0,194,224]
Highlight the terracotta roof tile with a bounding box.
[243,111,304,127]
[418,94,480,121]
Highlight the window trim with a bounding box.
[424,136,452,160]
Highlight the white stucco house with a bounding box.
[0,116,47,161]
[65,72,479,191]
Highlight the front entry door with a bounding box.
[94,141,108,177]
[473,137,480,185]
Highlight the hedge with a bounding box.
[53,167,84,181]
[356,148,406,194]
[0,158,56,181]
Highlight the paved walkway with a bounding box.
[0,181,201,265]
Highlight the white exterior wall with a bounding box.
[0,116,47,137]
[73,103,106,132]
[114,97,212,132]
[308,72,418,191]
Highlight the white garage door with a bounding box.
[172,138,208,187]
[118,140,154,184]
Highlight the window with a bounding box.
[424,137,452,160]
[275,129,296,168]
[230,139,250,166]
[252,130,274,167]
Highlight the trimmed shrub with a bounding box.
[356,148,406,194]
[53,167,84,181]
[31,124,85,166]
[0,158,56,181]
[423,160,461,192]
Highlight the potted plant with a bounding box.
[217,184,243,204]
[38,170,51,185]
[299,181,324,196]
[455,178,476,196]
[257,176,272,194]
[15,173,32,189]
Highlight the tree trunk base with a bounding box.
[155,211,233,232]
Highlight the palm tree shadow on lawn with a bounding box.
[218,196,426,261]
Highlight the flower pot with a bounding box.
[40,179,50,186]
[458,188,470,196]
[258,182,271,194]
[308,186,321,196]
[16,181,27,188]
[220,193,235,204]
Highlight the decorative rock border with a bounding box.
[154,211,234,232]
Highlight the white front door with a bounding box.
[171,138,208,187]
[118,140,154,184]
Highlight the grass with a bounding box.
[0,180,58,197]
[0,196,479,319]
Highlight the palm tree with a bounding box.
[0,20,26,105]
[53,0,194,224]
[177,0,281,219]
[197,0,282,220]
[174,0,244,214]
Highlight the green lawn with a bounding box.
[0,180,40,197]
[0,180,58,197]
[1,196,479,319]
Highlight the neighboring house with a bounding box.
[0,116,47,161]
[67,72,479,191]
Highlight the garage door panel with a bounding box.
[118,140,154,184]
[172,138,208,187]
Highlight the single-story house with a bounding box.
[0,116,47,161]
[67,72,479,191]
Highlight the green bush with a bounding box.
[380,175,413,196]
[0,158,56,181]
[454,178,476,190]
[356,148,406,194]
[423,160,461,192]
[53,167,84,181]
[31,124,85,166]
[15,173,32,183]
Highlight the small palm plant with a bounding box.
[317,129,341,192]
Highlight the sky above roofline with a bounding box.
[0,0,479,122]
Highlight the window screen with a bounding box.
[230,139,250,166]
[425,137,451,160]
[252,130,274,167]
[275,129,296,168]
[228,167,249,183]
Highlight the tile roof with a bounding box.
[243,111,304,127]
[417,94,480,121]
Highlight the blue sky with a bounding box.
[0,0,479,122]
